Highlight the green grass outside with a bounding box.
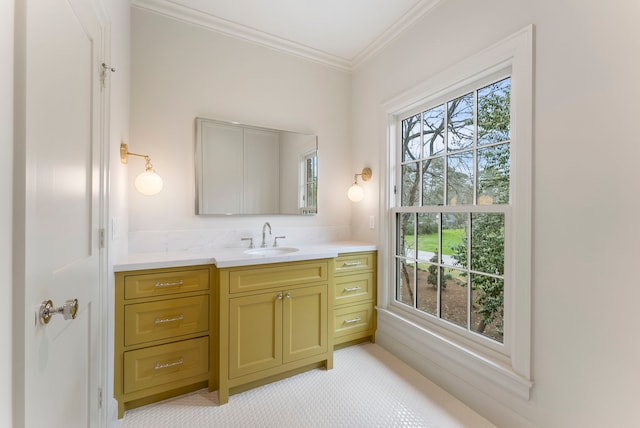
[405,228,465,256]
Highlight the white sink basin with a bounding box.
[244,247,299,256]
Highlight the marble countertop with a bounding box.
[113,241,377,272]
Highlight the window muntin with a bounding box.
[447,92,474,151]
[394,76,511,346]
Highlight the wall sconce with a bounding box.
[120,143,163,196]
[347,167,372,202]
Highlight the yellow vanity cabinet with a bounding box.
[114,265,213,418]
[331,251,377,347]
[216,259,332,404]
[229,284,328,378]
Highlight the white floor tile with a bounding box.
[120,343,495,427]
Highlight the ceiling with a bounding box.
[131,0,441,70]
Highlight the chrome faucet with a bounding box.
[261,222,272,248]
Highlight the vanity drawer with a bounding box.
[124,268,210,300]
[333,252,375,275]
[228,261,328,294]
[334,303,374,338]
[123,337,209,394]
[334,272,374,306]
[124,295,209,346]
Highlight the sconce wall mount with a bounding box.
[120,143,163,196]
[348,167,372,202]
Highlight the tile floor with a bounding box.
[119,343,495,427]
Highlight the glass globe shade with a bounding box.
[134,170,163,196]
[347,183,364,202]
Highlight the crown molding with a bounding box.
[131,0,442,72]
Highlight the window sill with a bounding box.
[376,307,533,400]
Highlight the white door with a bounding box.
[20,0,104,426]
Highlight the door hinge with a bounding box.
[98,387,103,409]
[393,185,397,194]
[99,228,105,249]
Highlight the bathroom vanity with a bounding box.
[113,265,214,418]
[113,244,376,417]
[216,259,331,405]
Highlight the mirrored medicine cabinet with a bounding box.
[195,118,318,215]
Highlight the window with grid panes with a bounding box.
[394,76,511,344]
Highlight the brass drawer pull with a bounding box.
[154,358,184,370]
[343,286,362,292]
[155,280,184,288]
[155,314,184,324]
[342,262,362,267]
[343,317,362,325]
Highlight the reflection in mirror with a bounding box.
[195,118,318,215]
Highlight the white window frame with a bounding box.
[379,26,533,399]
[394,71,512,356]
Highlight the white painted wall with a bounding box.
[107,0,131,261]
[129,9,352,251]
[1,1,14,426]
[352,0,640,426]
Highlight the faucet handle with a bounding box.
[241,237,254,249]
[273,236,286,247]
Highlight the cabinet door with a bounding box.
[198,121,244,214]
[243,128,280,214]
[283,285,327,364]
[229,292,282,378]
